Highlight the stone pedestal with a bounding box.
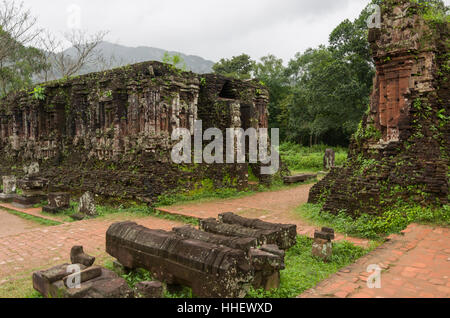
[135,281,164,298]
[13,177,48,209]
[312,227,335,262]
[0,176,17,202]
[43,192,70,214]
[77,192,97,216]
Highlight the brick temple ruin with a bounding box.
[310,0,449,216]
[0,62,269,202]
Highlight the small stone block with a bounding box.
[135,281,164,298]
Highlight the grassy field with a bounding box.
[279,143,348,172]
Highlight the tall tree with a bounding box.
[38,29,108,80]
[0,0,45,96]
[212,54,256,79]
[254,54,290,138]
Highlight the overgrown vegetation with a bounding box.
[298,203,450,239]
[247,236,370,298]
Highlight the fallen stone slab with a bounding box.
[33,265,133,298]
[173,225,257,252]
[63,266,102,287]
[71,246,95,267]
[32,263,86,297]
[106,221,254,298]
[283,174,317,185]
[174,225,285,291]
[199,218,279,247]
[218,212,297,250]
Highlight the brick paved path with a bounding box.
[299,224,450,298]
[0,214,182,288]
[157,184,369,247]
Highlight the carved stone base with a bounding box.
[12,195,46,209]
[0,193,16,203]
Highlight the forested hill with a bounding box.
[65,41,215,75]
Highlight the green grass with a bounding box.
[247,236,370,298]
[279,143,348,172]
[298,203,450,239]
[2,207,62,226]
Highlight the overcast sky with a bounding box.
[21,0,450,63]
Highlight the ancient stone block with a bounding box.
[77,192,97,216]
[106,221,254,298]
[63,266,102,287]
[314,228,335,241]
[218,212,297,250]
[199,218,278,247]
[43,192,70,214]
[32,263,86,297]
[2,176,16,194]
[312,238,332,263]
[70,246,96,267]
[13,176,48,208]
[174,225,286,292]
[173,225,257,252]
[283,174,317,185]
[33,248,133,299]
[135,281,164,298]
[323,149,335,170]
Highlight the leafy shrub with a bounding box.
[299,203,450,239]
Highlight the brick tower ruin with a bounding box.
[0,62,269,202]
[309,0,449,216]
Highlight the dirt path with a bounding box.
[299,224,450,298]
[0,210,44,238]
[157,184,369,247]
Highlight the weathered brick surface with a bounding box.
[0,61,269,203]
[309,0,449,215]
[300,224,450,298]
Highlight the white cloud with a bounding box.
[20,0,450,63]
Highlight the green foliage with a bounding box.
[32,86,46,100]
[0,36,46,97]
[212,54,256,80]
[247,236,369,298]
[254,55,292,140]
[279,143,348,172]
[162,52,187,72]
[299,203,450,239]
